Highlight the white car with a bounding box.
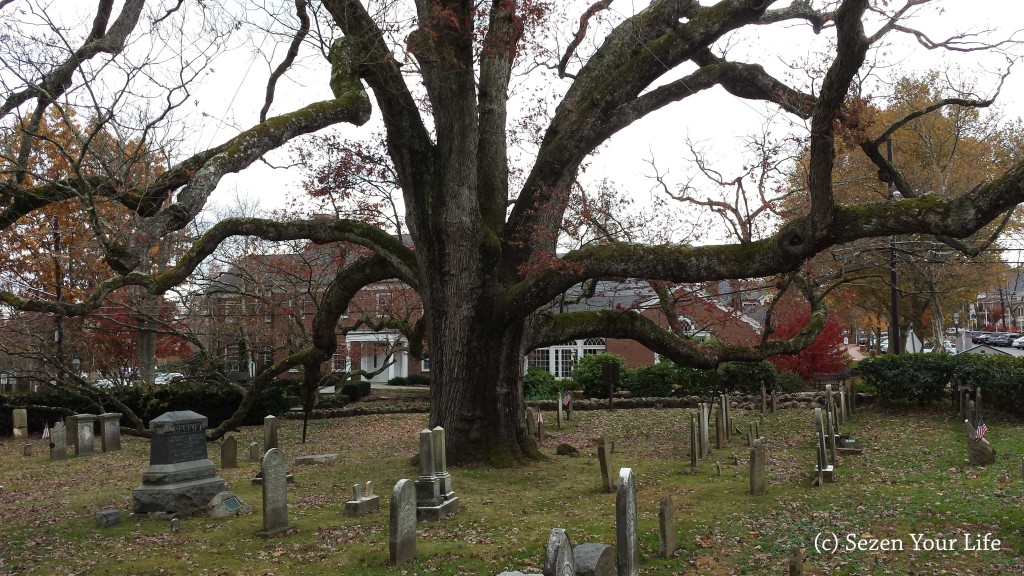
[154,372,185,385]
[1013,336,1024,349]
[943,341,958,354]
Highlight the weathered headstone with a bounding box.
[543,528,575,576]
[788,547,804,575]
[825,411,837,465]
[597,444,612,493]
[771,389,778,413]
[750,437,766,496]
[389,478,417,566]
[345,481,381,516]
[263,415,278,453]
[689,414,698,472]
[723,394,732,442]
[95,508,121,528]
[526,408,537,437]
[615,468,639,576]
[537,411,545,440]
[714,405,724,450]
[208,491,252,518]
[295,453,339,465]
[760,384,767,415]
[416,428,458,520]
[49,421,67,461]
[657,495,675,558]
[170,517,182,532]
[602,361,619,409]
[432,426,453,498]
[967,400,977,428]
[698,403,709,458]
[22,444,32,456]
[838,389,848,424]
[556,391,564,430]
[68,414,97,457]
[965,418,996,466]
[98,413,122,452]
[131,411,228,515]
[573,543,614,576]
[12,408,27,439]
[248,441,261,462]
[221,435,238,469]
[813,408,834,485]
[256,448,290,537]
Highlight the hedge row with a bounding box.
[0,378,301,434]
[858,353,1024,412]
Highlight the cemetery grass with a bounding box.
[2,405,1023,575]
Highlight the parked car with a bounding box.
[154,372,185,385]
[880,338,889,353]
[990,333,1015,347]
[972,331,993,344]
[92,379,115,388]
[943,340,958,354]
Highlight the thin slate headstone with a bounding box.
[975,386,982,416]
[699,403,710,458]
[750,437,767,496]
[22,444,32,457]
[771,389,778,413]
[49,421,67,461]
[838,389,848,424]
[543,528,575,576]
[537,412,545,440]
[789,547,804,575]
[714,405,724,450]
[256,448,290,537]
[526,408,537,437]
[760,384,767,415]
[825,411,837,465]
[389,479,417,566]
[657,495,675,558]
[12,408,27,439]
[221,435,238,469]
[98,413,122,452]
[689,414,698,472]
[556,391,564,430]
[723,394,732,443]
[431,426,453,497]
[415,428,442,506]
[263,415,279,453]
[968,400,977,428]
[615,468,639,576]
[69,414,97,457]
[344,481,381,516]
[597,444,612,493]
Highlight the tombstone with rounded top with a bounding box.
[12,408,27,439]
[543,528,575,576]
[68,414,97,456]
[221,435,238,469]
[389,478,417,565]
[257,448,290,537]
[49,421,67,461]
[263,415,278,453]
[98,413,122,452]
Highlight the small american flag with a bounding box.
[41,422,50,439]
[976,418,988,442]
[562,391,571,407]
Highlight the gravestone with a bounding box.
[22,444,32,456]
[537,412,545,440]
[295,453,338,465]
[975,386,982,416]
[49,421,67,461]
[345,481,381,516]
[556,391,564,430]
[95,509,121,528]
[689,414,698,472]
[615,468,639,576]
[965,419,996,466]
[750,437,766,496]
[771,389,778,413]
[967,400,977,428]
[723,395,732,442]
[526,408,537,437]
[838,389,848,424]
[825,411,837,465]
[432,426,454,498]
[760,384,767,415]
[12,408,27,439]
[221,435,238,469]
[131,411,227,515]
[68,414,97,457]
[573,543,614,576]
[698,403,709,458]
[248,441,261,462]
[256,448,291,537]
[416,428,458,521]
[263,415,278,453]
[543,528,575,576]
[657,495,675,558]
[208,491,252,517]
[170,517,182,532]
[98,413,122,452]
[597,444,612,492]
[389,479,417,565]
[813,408,834,485]
[789,546,804,575]
[714,405,724,450]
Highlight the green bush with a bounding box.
[858,353,953,404]
[951,353,1024,413]
[626,362,677,397]
[340,382,362,400]
[571,353,627,398]
[358,381,372,398]
[674,366,722,397]
[387,377,410,386]
[719,361,778,395]
[776,371,806,392]
[524,368,559,400]
[407,374,431,386]
[316,393,350,409]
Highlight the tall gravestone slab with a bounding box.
[221,435,238,469]
[416,428,458,521]
[813,408,834,485]
[689,415,698,472]
[257,448,291,537]
[432,426,453,498]
[699,403,710,458]
[544,528,575,576]
[68,414,97,457]
[263,415,279,453]
[750,437,767,496]
[598,444,612,492]
[98,413,122,452]
[616,468,639,576]
[248,441,261,462]
[714,405,725,449]
[132,411,227,515]
[12,408,27,439]
[49,421,67,461]
[657,495,675,558]
[771,390,778,413]
[389,479,417,566]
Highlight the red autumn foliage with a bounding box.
[768,305,848,380]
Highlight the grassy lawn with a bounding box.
[1,402,1023,575]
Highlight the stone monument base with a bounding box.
[132,476,228,516]
[256,524,293,538]
[344,495,380,517]
[814,465,835,485]
[416,496,459,522]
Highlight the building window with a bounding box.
[421,357,431,372]
[331,345,350,372]
[224,345,240,372]
[527,349,550,371]
[375,292,392,316]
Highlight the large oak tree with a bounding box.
[3,0,1024,463]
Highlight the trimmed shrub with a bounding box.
[719,361,778,395]
[387,376,410,386]
[357,381,372,398]
[340,382,362,400]
[524,368,559,400]
[776,371,806,392]
[625,362,677,397]
[571,353,627,398]
[407,374,431,386]
[951,353,1024,414]
[674,367,722,397]
[858,353,952,404]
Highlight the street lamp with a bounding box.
[952,312,960,352]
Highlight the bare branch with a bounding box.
[558,0,614,79]
[260,0,311,123]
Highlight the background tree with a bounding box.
[5,0,1024,463]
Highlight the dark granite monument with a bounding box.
[131,411,227,516]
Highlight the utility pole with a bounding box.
[887,138,901,354]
